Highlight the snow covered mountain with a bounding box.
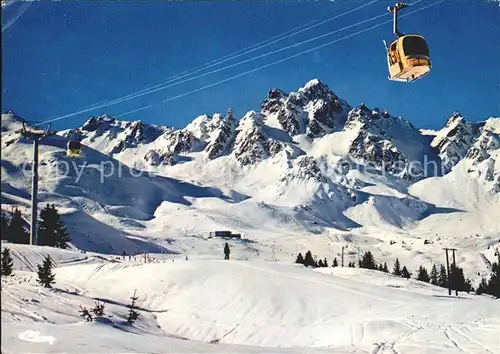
[2,78,499,284]
[2,79,500,354]
[58,114,172,156]
[431,112,482,174]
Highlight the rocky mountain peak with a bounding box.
[81,114,116,132]
[466,129,500,163]
[292,79,337,104]
[261,80,350,139]
[444,111,464,126]
[261,88,288,114]
[282,155,327,183]
[233,111,284,165]
[204,112,237,160]
[431,112,479,174]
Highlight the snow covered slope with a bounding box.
[2,248,499,353]
[57,114,172,156]
[1,113,239,254]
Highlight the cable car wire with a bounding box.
[40,1,380,124]
[91,11,392,109]
[76,6,331,111]
[77,0,378,113]
[115,0,443,117]
[41,0,438,124]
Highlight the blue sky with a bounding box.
[2,0,499,131]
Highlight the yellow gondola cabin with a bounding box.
[66,140,82,157]
[385,3,431,82]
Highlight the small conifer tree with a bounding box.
[0,213,9,240]
[430,264,439,285]
[393,258,402,276]
[295,253,304,264]
[401,266,411,279]
[476,278,488,295]
[360,251,376,270]
[1,248,14,276]
[417,265,430,283]
[8,208,29,244]
[38,204,71,249]
[438,264,448,287]
[79,306,93,321]
[126,289,140,324]
[37,255,55,288]
[92,300,105,316]
[304,251,316,267]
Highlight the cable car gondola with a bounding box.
[384,2,431,82]
[66,140,82,157]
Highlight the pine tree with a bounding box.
[401,266,411,279]
[295,253,304,265]
[393,258,401,276]
[79,306,93,321]
[449,264,473,293]
[348,261,355,268]
[416,265,430,283]
[323,258,328,268]
[359,251,376,269]
[1,213,9,240]
[8,208,29,244]
[37,255,55,288]
[38,204,71,249]
[304,251,316,267]
[1,248,14,276]
[476,278,488,295]
[438,264,448,287]
[38,204,56,246]
[450,264,459,291]
[383,262,389,273]
[485,255,500,298]
[332,257,338,267]
[318,259,324,267]
[92,300,105,316]
[430,264,439,285]
[126,289,140,324]
[378,263,384,271]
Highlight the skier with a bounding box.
[224,242,230,260]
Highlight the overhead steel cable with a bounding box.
[77,0,378,112]
[41,0,380,124]
[117,0,444,116]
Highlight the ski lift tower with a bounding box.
[16,121,52,245]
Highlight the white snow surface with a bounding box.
[2,244,499,353]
